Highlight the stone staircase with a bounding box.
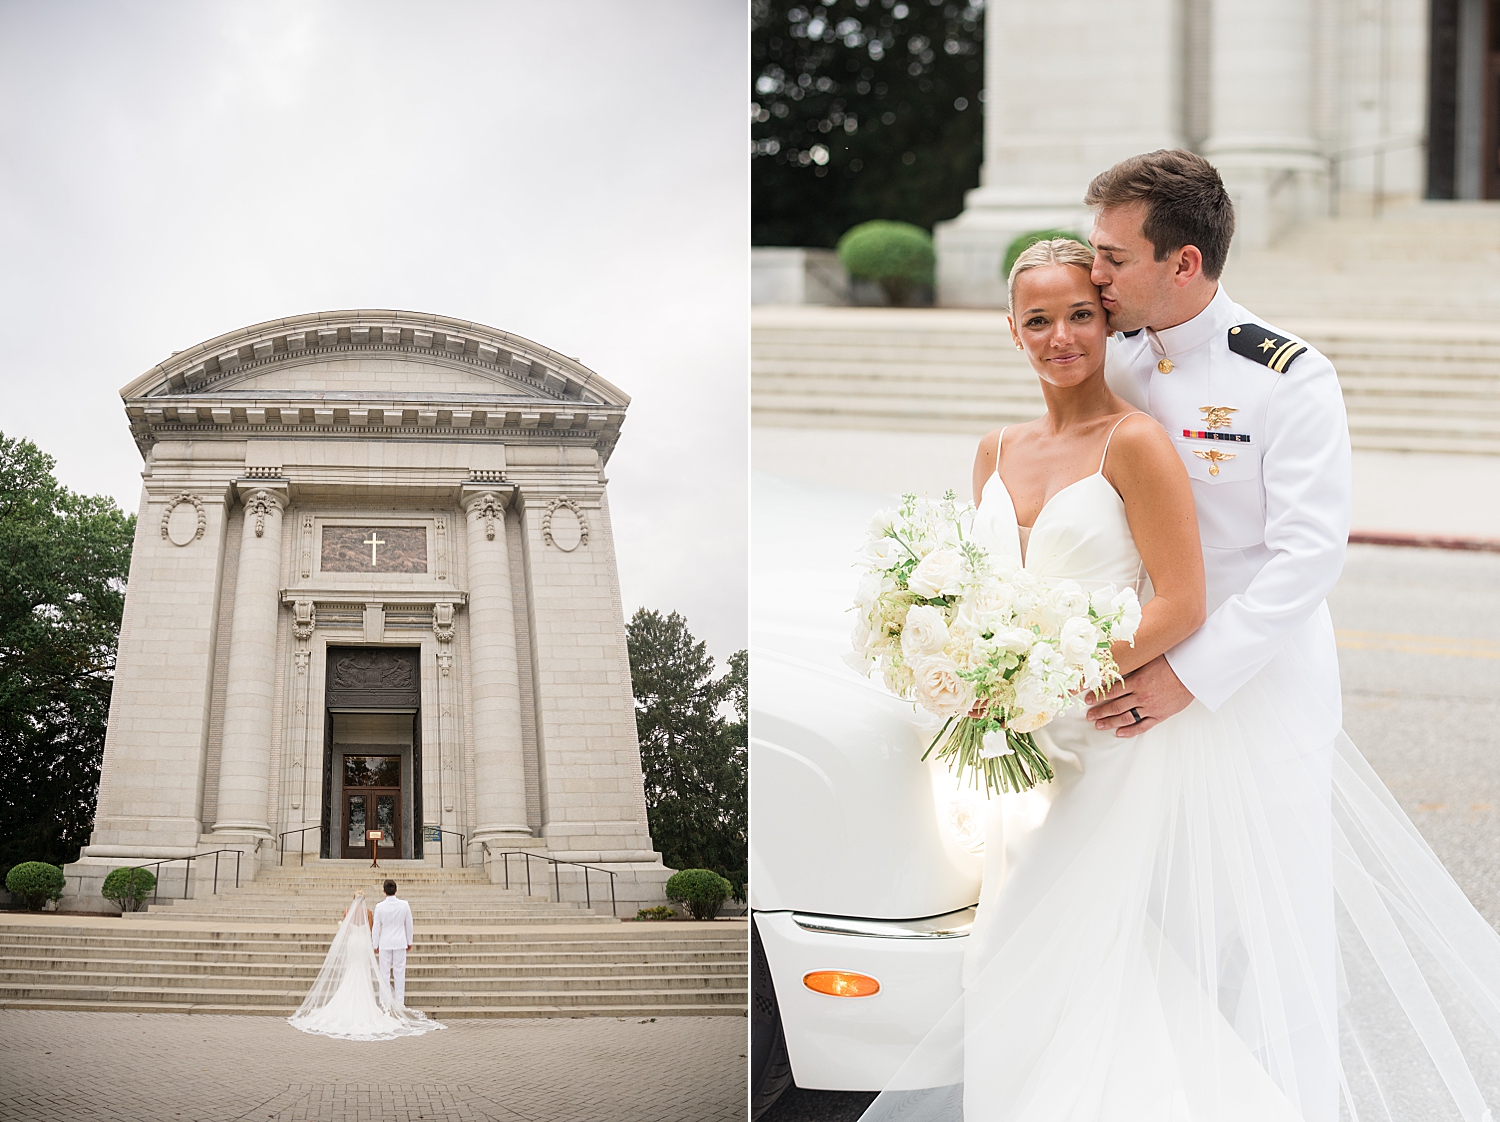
[752,308,1500,455]
[755,201,1500,454]
[0,861,747,1018]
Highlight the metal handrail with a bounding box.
[426,828,466,869]
[117,848,243,912]
[481,844,617,917]
[278,825,323,867]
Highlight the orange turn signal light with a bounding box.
[802,970,881,997]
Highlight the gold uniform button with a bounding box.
[1230,326,1242,335]
[1157,358,1174,374]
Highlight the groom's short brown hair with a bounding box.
[1085,150,1235,280]
[383,879,397,895]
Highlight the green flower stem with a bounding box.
[923,716,1055,797]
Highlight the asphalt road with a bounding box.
[764,542,1500,1122]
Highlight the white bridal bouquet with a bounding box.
[846,491,1142,796]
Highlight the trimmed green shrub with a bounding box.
[635,905,677,921]
[836,220,935,306]
[5,862,64,911]
[1003,228,1090,280]
[101,866,156,913]
[664,869,734,921]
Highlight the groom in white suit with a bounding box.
[1081,149,1348,1122]
[371,878,414,1007]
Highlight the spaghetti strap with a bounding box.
[1099,412,1147,473]
[993,426,1006,479]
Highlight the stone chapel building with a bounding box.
[63,310,670,908]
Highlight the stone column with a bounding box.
[1202,0,1326,249]
[211,484,288,839]
[462,487,531,850]
[933,0,1185,306]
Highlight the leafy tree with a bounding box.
[752,0,986,247]
[0,434,134,880]
[627,610,747,898]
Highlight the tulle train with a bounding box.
[858,675,1500,1121]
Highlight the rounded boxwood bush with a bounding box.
[664,869,734,921]
[836,220,935,306]
[101,867,157,913]
[1003,228,1090,280]
[5,862,64,911]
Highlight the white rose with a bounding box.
[908,548,966,598]
[911,657,975,718]
[980,729,1014,758]
[900,604,950,659]
[1058,616,1101,666]
[1051,580,1090,620]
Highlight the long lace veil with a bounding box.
[287,892,442,1041]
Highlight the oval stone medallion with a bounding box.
[166,502,200,546]
[548,505,583,551]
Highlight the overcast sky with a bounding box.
[0,0,747,662]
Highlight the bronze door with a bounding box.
[342,755,401,860]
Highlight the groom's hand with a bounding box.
[1085,655,1194,738]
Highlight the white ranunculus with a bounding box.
[1058,616,1102,666]
[1051,580,1090,620]
[912,656,975,718]
[900,604,950,659]
[992,625,1038,654]
[980,729,1015,758]
[908,547,967,598]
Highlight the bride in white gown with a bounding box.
[858,240,1500,1121]
[287,892,443,1041]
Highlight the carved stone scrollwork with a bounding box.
[433,602,455,676]
[542,496,589,551]
[466,490,504,541]
[160,492,206,547]
[245,488,285,538]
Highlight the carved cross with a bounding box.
[364,531,385,566]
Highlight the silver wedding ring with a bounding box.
[1129,707,1143,723]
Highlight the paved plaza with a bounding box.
[0,1010,746,1122]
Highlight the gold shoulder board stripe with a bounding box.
[1268,340,1306,372]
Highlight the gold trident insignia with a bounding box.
[1194,450,1236,476]
[1199,405,1238,430]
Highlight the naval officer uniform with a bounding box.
[1106,281,1351,1121]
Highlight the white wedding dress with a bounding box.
[859,425,1500,1121]
[287,893,444,1041]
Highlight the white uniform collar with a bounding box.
[1144,284,1233,358]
